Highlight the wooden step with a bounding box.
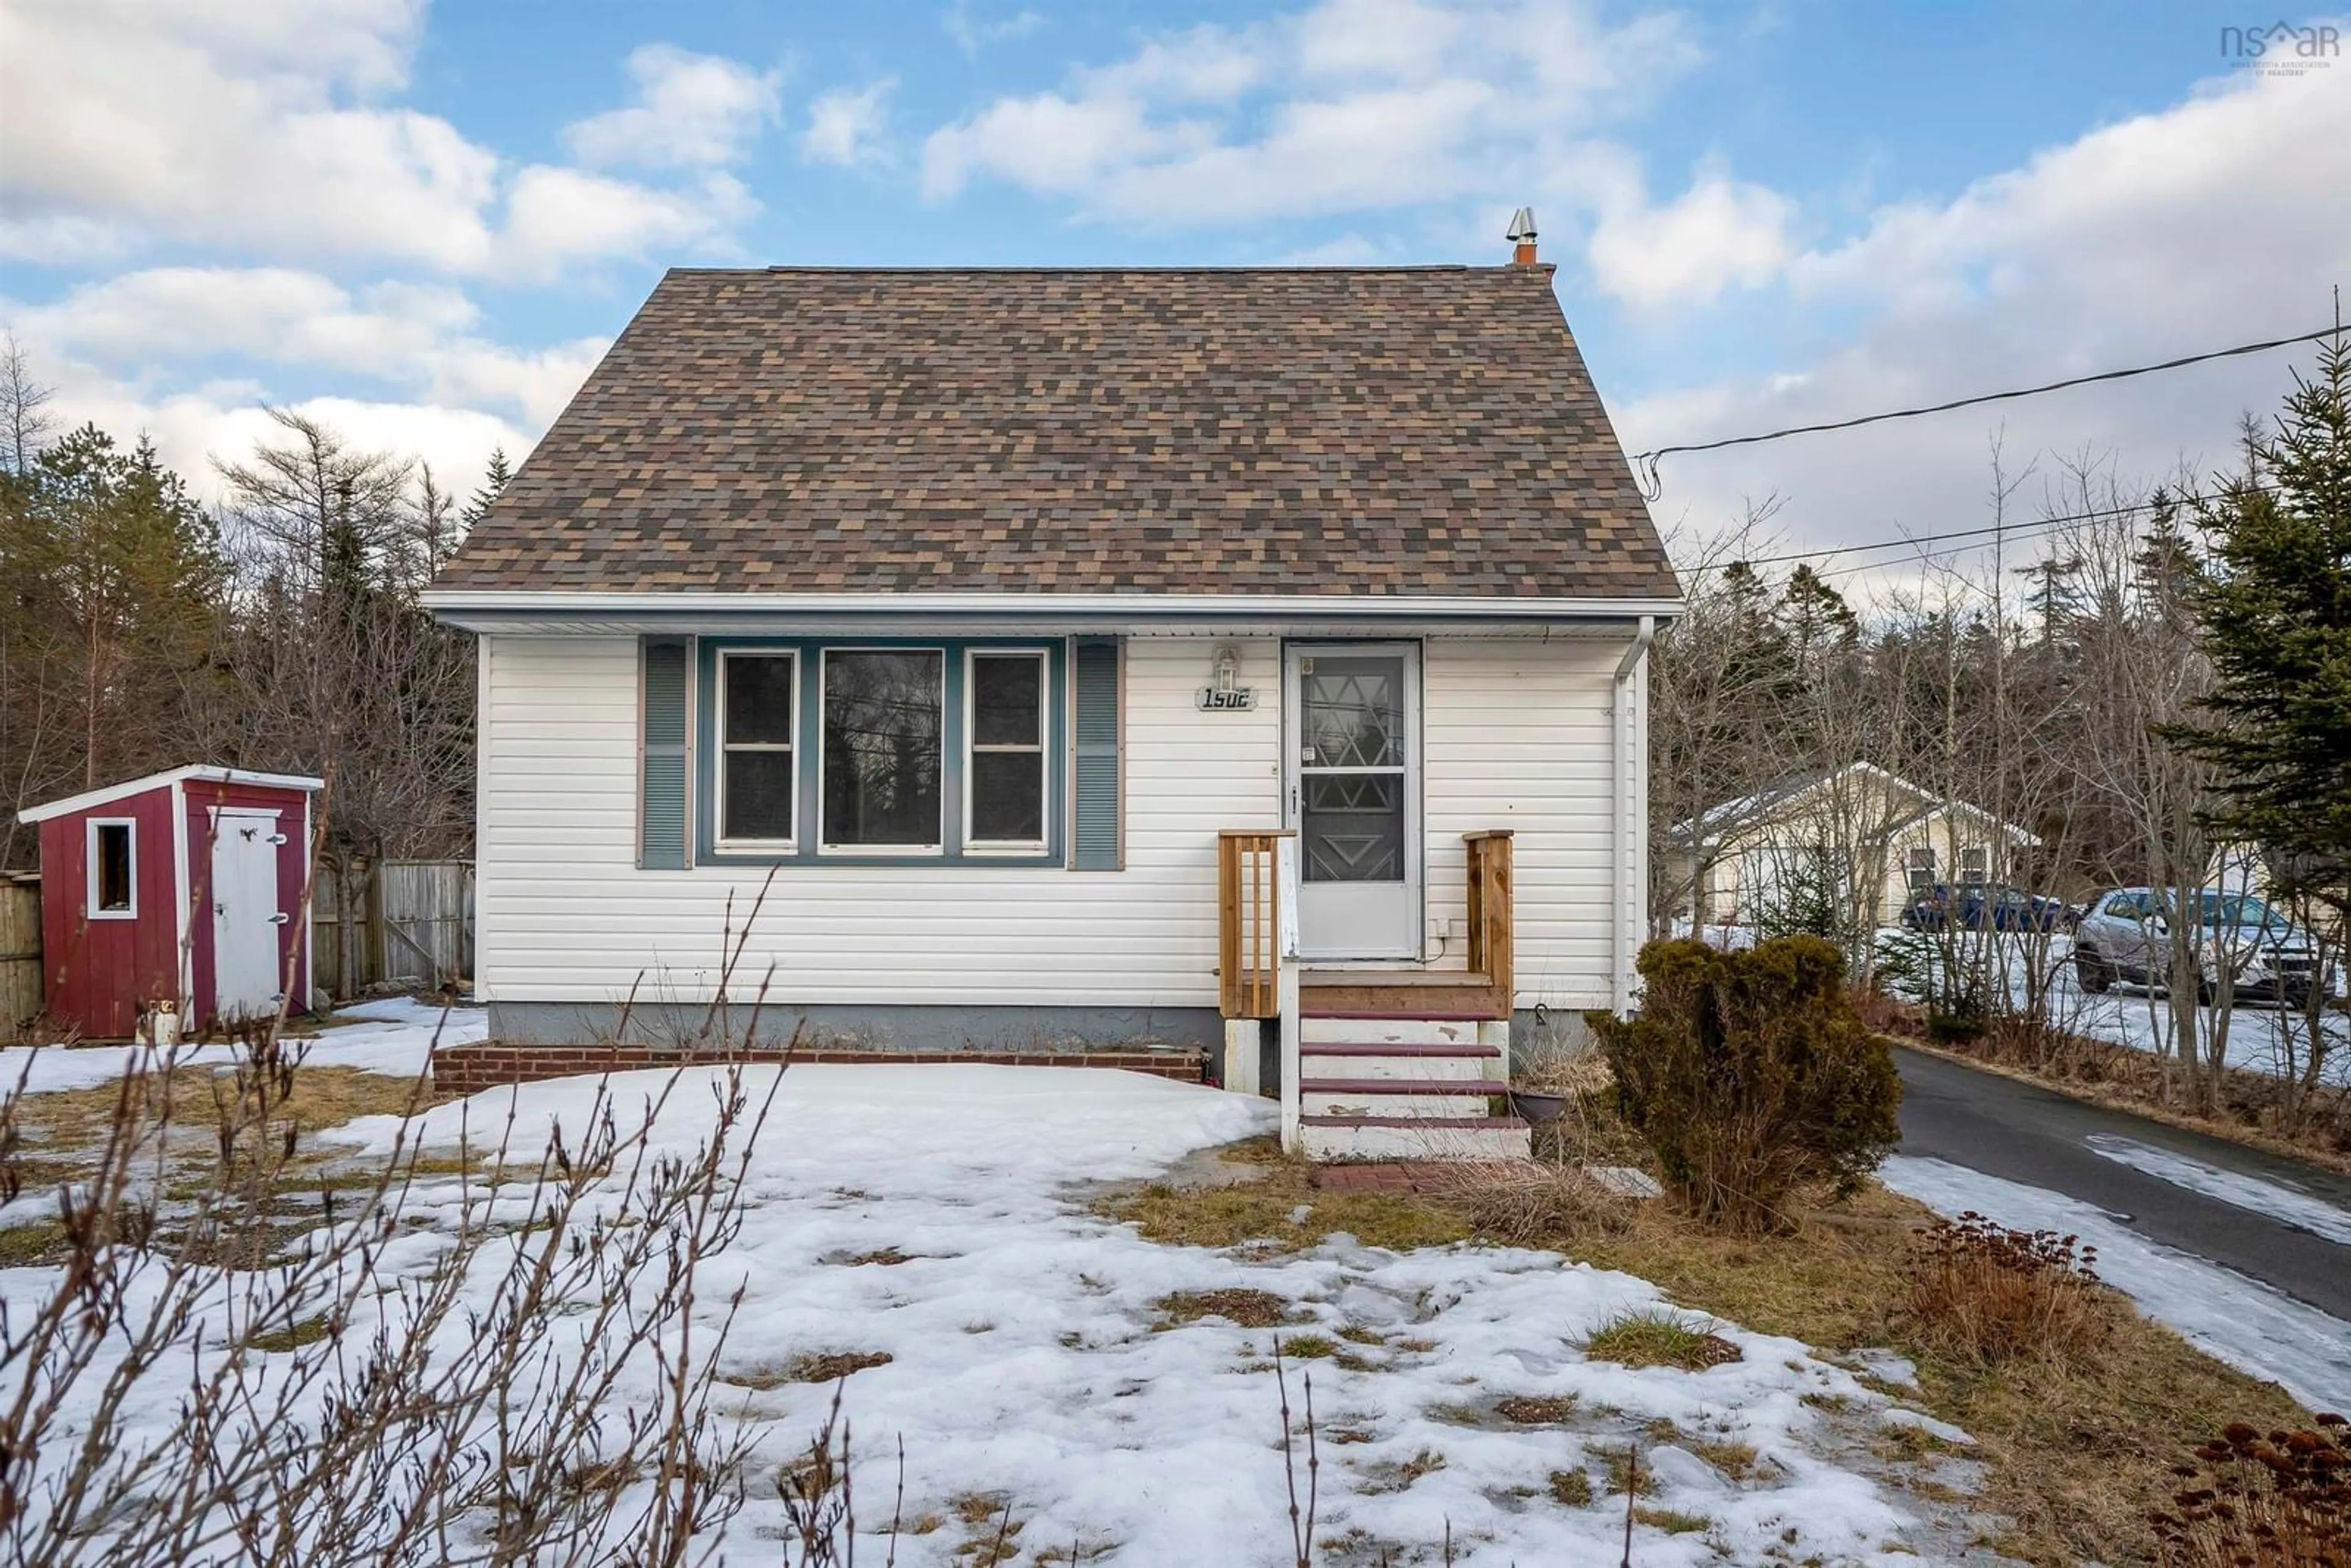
[1298,1078,1510,1096]
[1299,1045,1496,1083]
[1299,1043,1499,1057]
[1302,969,1491,987]
[1299,1114,1532,1161]
[1300,972,1505,1019]
[1300,1013,1488,1047]
[1302,1007,1496,1022]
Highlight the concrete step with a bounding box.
[1300,1115,1532,1161]
[1297,1044,1499,1082]
[1300,1013,1486,1046]
[1299,1077,1507,1120]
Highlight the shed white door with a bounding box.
[1284,643,1421,961]
[211,809,284,1021]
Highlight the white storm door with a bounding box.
[211,809,285,1021]
[1284,643,1422,961]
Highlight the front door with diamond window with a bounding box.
[1284,643,1421,960]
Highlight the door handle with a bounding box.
[268,912,291,926]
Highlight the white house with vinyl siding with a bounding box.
[427,246,1681,1154]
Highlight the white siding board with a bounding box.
[476,631,1619,1013]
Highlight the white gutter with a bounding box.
[1612,614,1656,1016]
[422,588,1686,621]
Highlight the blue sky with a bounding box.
[2,1,2345,583]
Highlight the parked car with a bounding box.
[2071,888,2328,1005]
[1899,883,2069,932]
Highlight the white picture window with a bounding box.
[966,651,1048,849]
[88,818,136,918]
[718,651,797,845]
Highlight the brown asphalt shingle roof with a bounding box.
[434,266,1679,599]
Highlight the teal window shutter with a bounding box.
[1071,639,1122,870]
[640,639,691,869]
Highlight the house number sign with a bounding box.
[1195,686,1256,711]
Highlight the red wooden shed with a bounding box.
[17,765,323,1040]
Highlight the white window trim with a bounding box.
[87,816,138,920]
[963,648,1051,854]
[818,647,945,857]
[714,648,799,851]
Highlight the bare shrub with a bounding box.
[1426,1160,1635,1245]
[1589,936,1901,1231]
[2150,1414,2349,1565]
[0,1006,790,1564]
[1903,1212,2114,1367]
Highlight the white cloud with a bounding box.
[0,2,764,275]
[918,0,1736,283]
[801,80,897,169]
[1587,167,1796,309]
[8,266,606,432]
[499,168,757,279]
[942,2,1045,59]
[562,44,782,169]
[1616,65,2351,594]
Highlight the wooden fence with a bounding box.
[1,876,39,1031]
[313,860,474,997]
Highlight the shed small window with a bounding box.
[89,820,135,918]
[719,651,797,844]
[967,651,1047,848]
[822,650,943,851]
[1959,846,1990,885]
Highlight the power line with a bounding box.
[1685,481,2284,585]
[1631,324,2342,500]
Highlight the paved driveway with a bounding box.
[1894,1046,2351,1320]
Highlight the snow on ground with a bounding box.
[0,997,481,1092]
[1881,1156,2351,1416]
[16,1060,1978,1565]
[2082,1135,2351,1247]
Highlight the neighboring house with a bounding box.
[423,238,1681,1152]
[1667,762,2040,931]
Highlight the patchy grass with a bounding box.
[1152,1288,1291,1328]
[1688,1438,1760,1481]
[1359,1447,1447,1494]
[1100,1153,1475,1253]
[1571,1182,2317,1566]
[1099,1111,2322,1566]
[1581,1307,1742,1371]
[0,1219,69,1267]
[948,1492,1021,1565]
[720,1351,895,1390]
[249,1315,333,1353]
[1633,1506,1714,1536]
[1277,1334,1337,1360]
[1547,1469,1594,1507]
[1494,1394,1578,1424]
[1598,1444,1655,1498]
[9,1065,443,1161]
[833,1247,915,1267]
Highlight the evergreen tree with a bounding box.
[0,424,228,809]
[462,446,513,533]
[2169,331,2351,913]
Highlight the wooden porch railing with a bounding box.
[1463,830,1515,1019]
[1217,830,1294,1019]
